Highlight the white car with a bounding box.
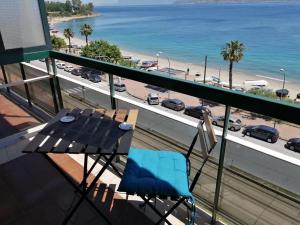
[64,65,74,72]
[56,62,66,69]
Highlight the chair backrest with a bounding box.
[187,111,217,159]
[188,111,218,192]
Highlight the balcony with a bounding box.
[0,1,300,224]
[1,52,300,225]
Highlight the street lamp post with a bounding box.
[156,51,162,70]
[167,56,171,99]
[280,68,286,100]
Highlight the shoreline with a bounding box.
[51,21,300,99]
[48,13,100,26]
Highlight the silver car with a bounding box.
[212,115,242,131]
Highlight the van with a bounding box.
[147,93,159,105]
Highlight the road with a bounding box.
[31,60,300,161]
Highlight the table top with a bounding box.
[23,108,138,155]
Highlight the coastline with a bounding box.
[48,13,100,26]
[51,21,300,99]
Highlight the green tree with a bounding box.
[72,0,82,10]
[80,40,122,63]
[51,36,67,50]
[65,0,72,13]
[87,3,94,13]
[63,28,74,53]
[80,24,93,46]
[221,40,245,89]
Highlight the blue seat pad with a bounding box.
[119,148,192,197]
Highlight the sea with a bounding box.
[55,2,300,81]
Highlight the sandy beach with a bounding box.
[50,17,300,99]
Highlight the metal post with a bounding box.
[19,63,32,107]
[108,73,116,109]
[280,68,286,100]
[1,65,10,93]
[167,57,171,99]
[46,58,59,113]
[203,56,207,84]
[50,58,64,109]
[211,105,231,224]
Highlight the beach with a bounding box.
[50,16,300,99]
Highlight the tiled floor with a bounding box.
[0,95,40,138]
[0,153,155,225]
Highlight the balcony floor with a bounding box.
[0,143,220,225]
[0,95,40,138]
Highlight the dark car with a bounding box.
[114,83,126,92]
[86,71,101,83]
[184,106,211,119]
[80,68,94,78]
[242,125,279,143]
[285,138,300,152]
[71,67,84,76]
[161,99,185,111]
[88,74,101,83]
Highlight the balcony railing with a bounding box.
[0,50,300,225]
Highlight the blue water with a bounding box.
[55,3,300,81]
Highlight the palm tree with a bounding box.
[63,28,74,53]
[80,24,93,46]
[221,40,245,89]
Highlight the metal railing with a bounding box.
[1,50,300,224]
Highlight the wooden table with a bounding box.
[23,108,138,225]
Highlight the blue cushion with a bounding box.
[118,148,192,198]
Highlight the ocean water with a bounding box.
[55,3,300,81]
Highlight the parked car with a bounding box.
[81,68,95,79]
[86,70,101,83]
[88,74,101,83]
[114,83,126,92]
[212,115,242,131]
[71,67,83,76]
[64,65,73,72]
[184,105,211,119]
[285,138,300,152]
[161,99,185,111]
[140,61,157,69]
[56,62,65,69]
[147,93,159,105]
[242,125,279,143]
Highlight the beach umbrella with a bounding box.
[275,89,289,98]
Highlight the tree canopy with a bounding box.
[221,40,245,63]
[80,40,122,63]
[45,0,94,17]
[51,36,67,50]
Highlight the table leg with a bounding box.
[62,152,117,225]
[78,154,102,188]
[83,155,88,190]
[42,154,113,225]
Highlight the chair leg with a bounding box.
[139,195,173,225]
[155,198,186,225]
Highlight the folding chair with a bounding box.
[118,112,217,225]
